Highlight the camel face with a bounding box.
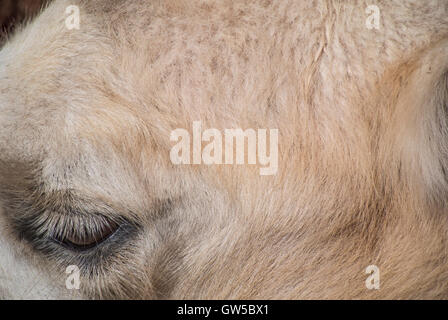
[0,0,448,299]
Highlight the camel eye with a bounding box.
[53,220,119,251]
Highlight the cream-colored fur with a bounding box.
[0,0,448,299]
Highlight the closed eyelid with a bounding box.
[10,207,141,267]
[0,186,140,252]
[50,220,121,252]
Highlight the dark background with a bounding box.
[0,0,48,43]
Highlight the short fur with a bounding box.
[1,0,448,299]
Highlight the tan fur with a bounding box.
[1,0,448,299]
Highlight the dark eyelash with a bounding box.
[22,217,140,274]
[50,222,122,252]
[49,213,118,240]
[11,207,140,259]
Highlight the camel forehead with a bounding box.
[1,0,447,161]
[2,0,447,118]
